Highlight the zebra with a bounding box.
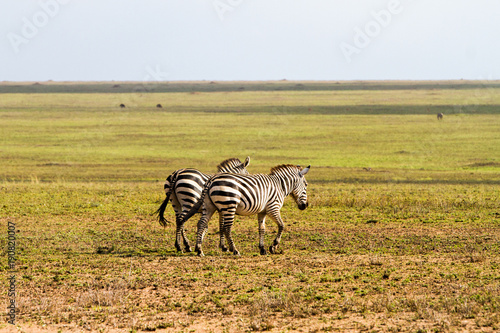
[437,112,444,120]
[155,157,250,252]
[181,164,310,256]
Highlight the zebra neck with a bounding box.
[271,174,293,197]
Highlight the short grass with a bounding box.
[1,81,500,332]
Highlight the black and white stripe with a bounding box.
[155,157,250,252]
[183,164,310,256]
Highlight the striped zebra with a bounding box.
[182,164,310,256]
[155,157,250,252]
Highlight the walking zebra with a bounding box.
[182,164,310,256]
[155,157,250,252]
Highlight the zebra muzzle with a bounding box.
[298,202,308,210]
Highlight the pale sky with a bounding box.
[1,0,499,81]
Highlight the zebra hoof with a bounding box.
[185,246,192,253]
[269,245,275,254]
[260,247,267,255]
[175,243,183,252]
[194,244,202,255]
[220,245,228,252]
[233,250,240,256]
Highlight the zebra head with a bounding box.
[217,156,251,174]
[293,165,310,210]
[270,164,310,210]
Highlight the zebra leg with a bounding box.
[222,208,239,255]
[182,229,192,252]
[174,216,192,252]
[177,215,192,252]
[218,213,228,252]
[257,212,267,255]
[174,216,185,252]
[194,200,216,257]
[171,195,190,252]
[268,211,285,254]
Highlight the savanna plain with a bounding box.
[1,81,500,332]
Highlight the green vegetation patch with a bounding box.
[1,81,499,332]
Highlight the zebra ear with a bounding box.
[243,156,251,167]
[299,165,310,176]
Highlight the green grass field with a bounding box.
[1,81,500,332]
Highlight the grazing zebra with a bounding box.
[182,164,310,256]
[155,157,250,252]
[437,112,444,120]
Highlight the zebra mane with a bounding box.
[270,164,302,175]
[217,158,242,172]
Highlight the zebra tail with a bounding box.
[154,173,177,227]
[155,192,171,227]
[180,175,216,223]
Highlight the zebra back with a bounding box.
[217,156,250,174]
[181,163,309,223]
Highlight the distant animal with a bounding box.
[437,113,443,120]
[119,104,125,108]
[155,157,251,253]
[156,104,162,108]
[182,164,310,256]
